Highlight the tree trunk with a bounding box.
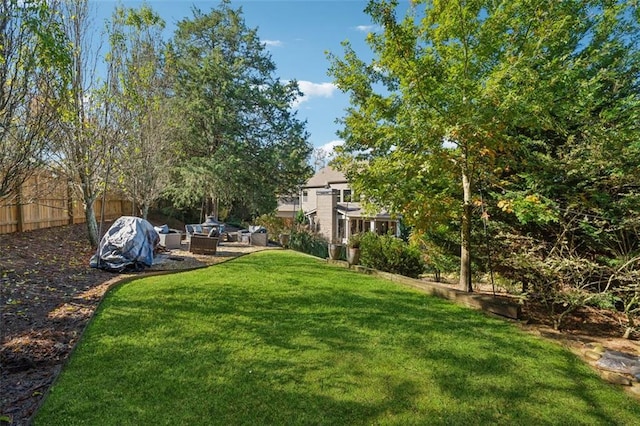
[460,169,473,292]
[15,183,24,233]
[84,196,99,248]
[67,179,74,225]
[212,197,218,221]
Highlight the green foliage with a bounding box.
[347,232,362,248]
[359,232,425,278]
[106,4,175,219]
[328,0,640,298]
[167,0,312,215]
[254,213,287,238]
[413,227,459,281]
[498,192,559,226]
[295,209,307,225]
[0,0,71,197]
[289,228,329,259]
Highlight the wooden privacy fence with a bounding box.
[0,171,133,235]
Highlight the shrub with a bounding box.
[289,228,329,259]
[348,233,362,248]
[254,213,288,238]
[492,232,626,331]
[360,233,425,278]
[295,209,307,225]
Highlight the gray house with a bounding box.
[282,166,399,243]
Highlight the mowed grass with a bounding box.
[35,251,640,425]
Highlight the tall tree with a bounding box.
[312,147,329,172]
[0,0,70,198]
[106,4,177,219]
[51,0,116,247]
[484,1,640,308]
[328,0,640,292]
[167,0,312,218]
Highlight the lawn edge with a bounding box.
[29,252,254,424]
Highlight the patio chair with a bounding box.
[189,234,219,255]
[185,224,204,243]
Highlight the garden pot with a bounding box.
[347,247,360,265]
[279,233,290,248]
[328,243,342,260]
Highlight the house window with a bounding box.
[350,219,365,235]
[338,218,346,241]
[302,190,308,202]
[343,189,352,202]
[375,221,392,235]
[336,189,342,203]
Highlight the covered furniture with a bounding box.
[189,234,219,255]
[90,216,159,272]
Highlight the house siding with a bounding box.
[315,189,337,242]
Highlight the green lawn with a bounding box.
[35,250,639,425]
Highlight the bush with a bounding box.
[289,228,330,259]
[254,213,288,238]
[360,233,425,278]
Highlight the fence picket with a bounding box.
[0,171,132,234]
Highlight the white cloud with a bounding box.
[355,25,377,33]
[317,139,344,156]
[262,39,283,47]
[293,81,337,108]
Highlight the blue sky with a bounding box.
[93,0,397,153]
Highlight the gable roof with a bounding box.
[304,166,347,188]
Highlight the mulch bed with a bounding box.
[0,222,235,425]
[0,222,638,424]
[1,223,115,424]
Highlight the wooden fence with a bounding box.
[0,171,133,235]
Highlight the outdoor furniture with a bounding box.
[184,224,204,243]
[238,231,250,244]
[186,221,224,243]
[158,231,182,249]
[189,234,219,255]
[250,232,268,246]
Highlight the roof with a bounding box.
[335,203,397,220]
[304,166,347,188]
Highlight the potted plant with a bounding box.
[328,239,342,260]
[347,233,362,265]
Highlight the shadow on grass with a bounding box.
[35,251,640,425]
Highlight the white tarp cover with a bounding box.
[90,216,159,272]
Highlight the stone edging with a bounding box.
[326,259,521,320]
[581,343,640,397]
